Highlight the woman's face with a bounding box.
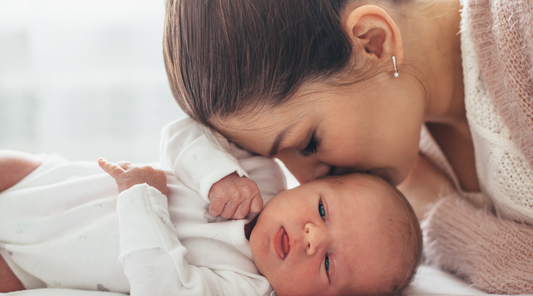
[216,73,425,185]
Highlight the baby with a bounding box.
[0,118,421,296]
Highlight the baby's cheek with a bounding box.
[268,273,318,296]
[249,231,279,280]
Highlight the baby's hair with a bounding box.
[163,0,412,126]
[376,182,423,296]
[350,174,422,296]
[389,186,423,295]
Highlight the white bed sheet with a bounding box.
[3,264,530,296]
[406,264,516,296]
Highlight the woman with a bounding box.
[163,0,533,293]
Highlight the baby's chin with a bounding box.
[247,212,265,259]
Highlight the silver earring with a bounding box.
[392,56,399,77]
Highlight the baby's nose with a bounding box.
[304,223,329,256]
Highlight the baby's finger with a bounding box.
[117,161,132,170]
[219,200,239,219]
[209,199,225,217]
[232,199,252,219]
[250,193,263,213]
[98,158,124,178]
[97,157,109,170]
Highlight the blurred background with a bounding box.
[0,0,298,186]
[0,0,184,163]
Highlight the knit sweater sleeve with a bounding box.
[422,192,533,294]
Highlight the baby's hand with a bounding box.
[98,158,168,196]
[208,173,262,219]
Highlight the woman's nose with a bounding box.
[311,163,331,180]
[304,223,329,256]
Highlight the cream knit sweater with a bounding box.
[420,0,533,293]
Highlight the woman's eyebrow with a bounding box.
[268,120,302,157]
[268,126,292,157]
[268,131,286,157]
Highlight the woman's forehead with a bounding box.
[215,81,333,125]
[215,105,311,145]
[213,79,353,130]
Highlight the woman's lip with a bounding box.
[274,227,290,259]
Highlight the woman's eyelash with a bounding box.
[298,133,318,157]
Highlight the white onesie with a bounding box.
[0,118,286,296]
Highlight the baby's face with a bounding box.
[250,174,407,296]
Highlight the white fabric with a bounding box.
[1,289,127,296]
[1,264,504,296]
[159,119,250,203]
[420,0,533,224]
[404,264,509,296]
[0,118,286,296]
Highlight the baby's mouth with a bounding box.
[274,227,290,259]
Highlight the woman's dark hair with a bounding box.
[163,0,362,126]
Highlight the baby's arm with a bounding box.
[116,184,265,296]
[160,118,262,219]
[98,158,168,196]
[397,154,454,221]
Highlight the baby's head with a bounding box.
[250,173,422,296]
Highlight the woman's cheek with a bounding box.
[276,150,324,183]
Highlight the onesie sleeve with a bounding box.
[116,184,265,296]
[422,192,533,294]
[159,118,248,203]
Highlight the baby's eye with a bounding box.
[318,201,326,221]
[325,255,330,275]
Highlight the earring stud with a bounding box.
[392,56,399,77]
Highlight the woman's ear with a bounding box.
[343,5,403,67]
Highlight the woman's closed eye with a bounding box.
[299,133,318,157]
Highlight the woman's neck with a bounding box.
[393,0,480,192]
[394,0,465,126]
